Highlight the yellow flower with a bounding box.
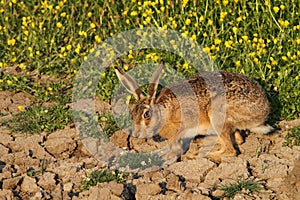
[95,35,102,43]
[235,60,241,67]
[278,19,289,27]
[236,16,242,22]
[66,45,72,51]
[296,38,300,44]
[19,63,26,70]
[7,80,12,85]
[56,22,63,28]
[123,65,129,71]
[281,56,288,61]
[280,5,285,10]
[273,6,279,13]
[87,12,92,17]
[203,32,208,37]
[60,47,66,53]
[182,31,189,38]
[144,17,151,24]
[271,60,278,65]
[79,31,87,37]
[17,105,25,111]
[242,35,249,42]
[199,16,205,22]
[208,19,213,25]
[183,63,189,70]
[220,12,227,22]
[24,30,29,36]
[185,18,191,25]
[203,47,210,53]
[75,44,81,54]
[7,38,16,46]
[232,27,238,34]
[60,12,66,17]
[214,39,222,45]
[182,0,189,8]
[190,34,197,41]
[253,57,259,63]
[90,23,96,29]
[222,0,229,6]
[130,11,138,16]
[225,40,233,48]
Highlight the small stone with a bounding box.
[52,184,63,200]
[168,158,216,183]
[0,144,10,154]
[136,183,161,199]
[183,190,211,200]
[31,191,43,200]
[44,129,77,159]
[0,189,14,199]
[110,130,129,149]
[2,176,23,190]
[63,182,74,192]
[21,175,40,194]
[107,182,124,196]
[165,173,184,193]
[205,157,250,185]
[38,172,57,191]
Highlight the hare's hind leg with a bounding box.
[207,124,237,162]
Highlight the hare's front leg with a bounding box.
[207,124,237,162]
[158,127,196,166]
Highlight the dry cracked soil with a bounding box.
[0,90,300,200]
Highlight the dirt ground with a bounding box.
[0,90,300,200]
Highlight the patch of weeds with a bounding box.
[1,104,73,134]
[283,125,300,148]
[98,112,120,138]
[0,72,72,104]
[73,110,112,141]
[80,168,128,190]
[213,178,268,199]
[118,152,163,171]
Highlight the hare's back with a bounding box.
[157,71,269,108]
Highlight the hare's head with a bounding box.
[115,62,166,138]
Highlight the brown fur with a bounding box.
[115,67,273,163]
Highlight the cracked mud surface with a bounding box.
[0,91,299,200]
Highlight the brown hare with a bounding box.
[115,62,274,164]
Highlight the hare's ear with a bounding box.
[148,61,164,105]
[115,67,144,101]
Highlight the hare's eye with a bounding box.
[143,109,151,119]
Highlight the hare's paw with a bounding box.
[156,143,183,166]
[206,149,236,163]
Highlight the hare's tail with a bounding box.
[250,124,274,134]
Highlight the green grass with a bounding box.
[80,168,128,190]
[213,178,268,199]
[0,0,299,147]
[282,125,300,148]
[117,152,164,170]
[1,104,73,134]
